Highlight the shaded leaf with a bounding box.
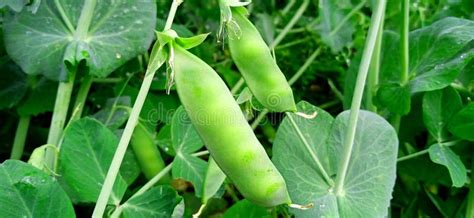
[202,157,226,203]
[448,103,474,141]
[223,199,270,218]
[58,118,127,204]
[172,153,207,197]
[171,106,203,154]
[0,160,75,218]
[121,186,181,218]
[422,86,462,142]
[375,83,411,115]
[0,58,27,109]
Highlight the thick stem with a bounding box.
[71,74,93,121]
[74,0,97,40]
[92,1,182,217]
[10,116,31,160]
[334,0,387,196]
[45,69,77,170]
[366,13,385,112]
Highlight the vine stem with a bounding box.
[391,0,410,132]
[92,1,183,217]
[334,0,387,196]
[397,140,460,162]
[71,74,93,121]
[270,0,309,49]
[54,0,75,33]
[10,116,31,160]
[286,112,333,186]
[45,68,77,171]
[366,12,385,112]
[74,0,96,40]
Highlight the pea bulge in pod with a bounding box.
[227,7,297,112]
[173,44,291,207]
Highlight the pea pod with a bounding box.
[173,44,291,207]
[226,7,297,112]
[131,121,170,183]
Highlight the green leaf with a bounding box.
[422,86,462,142]
[448,103,474,141]
[172,153,207,198]
[120,186,182,218]
[92,96,131,130]
[171,106,204,154]
[428,143,467,187]
[17,78,57,116]
[236,87,253,104]
[255,13,275,46]
[202,157,226,203]
[176,33,210,50]
[375,83,411,115]
[273,101,398,217]
[157,124,175,156]
[316,0,358,53]
[58,118,127,204]
[0,58,28,109]
[3,0,157,80]
[0,160,75,217]
[0,0,27,12]
[380,18,474,93]
[222,199,270,218]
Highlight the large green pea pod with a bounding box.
[173,44,291,207]
[227,7,297,112]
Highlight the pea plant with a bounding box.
[0,0,473,217]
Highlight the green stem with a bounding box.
[10,116,31,160]
[275,37,311,50]
[110,150,209,218]
[467,158,474,218]
[270,0,309,49]
[251,47,322,129]
[397,140,461,162]
[391,0,410,132]
[366,13,385,113]
[230,78,245,94]
[45,68,77,169]
[92,1,182,217]
[74,0,97,40]
[93,78,123,83]
[286,112,334,186]
[328,0,366,37]
[334,0,387,196]
[54,0,75,33]
[71,75,93,121]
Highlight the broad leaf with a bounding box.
[120,186,182,218]
[171,106,204,154]
[375,83,411,115]
[428,143,467,187]
[93,96,131,130]
[273,101,398,217]
[223,199,270,218]
[448,103,474,141]
[380,18,474,93]
[172,153,207,197]
[202,157,226,203]
[0,160,75,217]
[422,86,462,142]
[0,58,27,109]
[58,118,127,204]
[17,78,57,116]
[3,0,156,80]
[316,0,359,53]
[0,0,27,12]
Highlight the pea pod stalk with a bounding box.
[173,43,291,207]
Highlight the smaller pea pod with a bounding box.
[173,43,291,207]
[225,6,297,112]
[130,121,170,183]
